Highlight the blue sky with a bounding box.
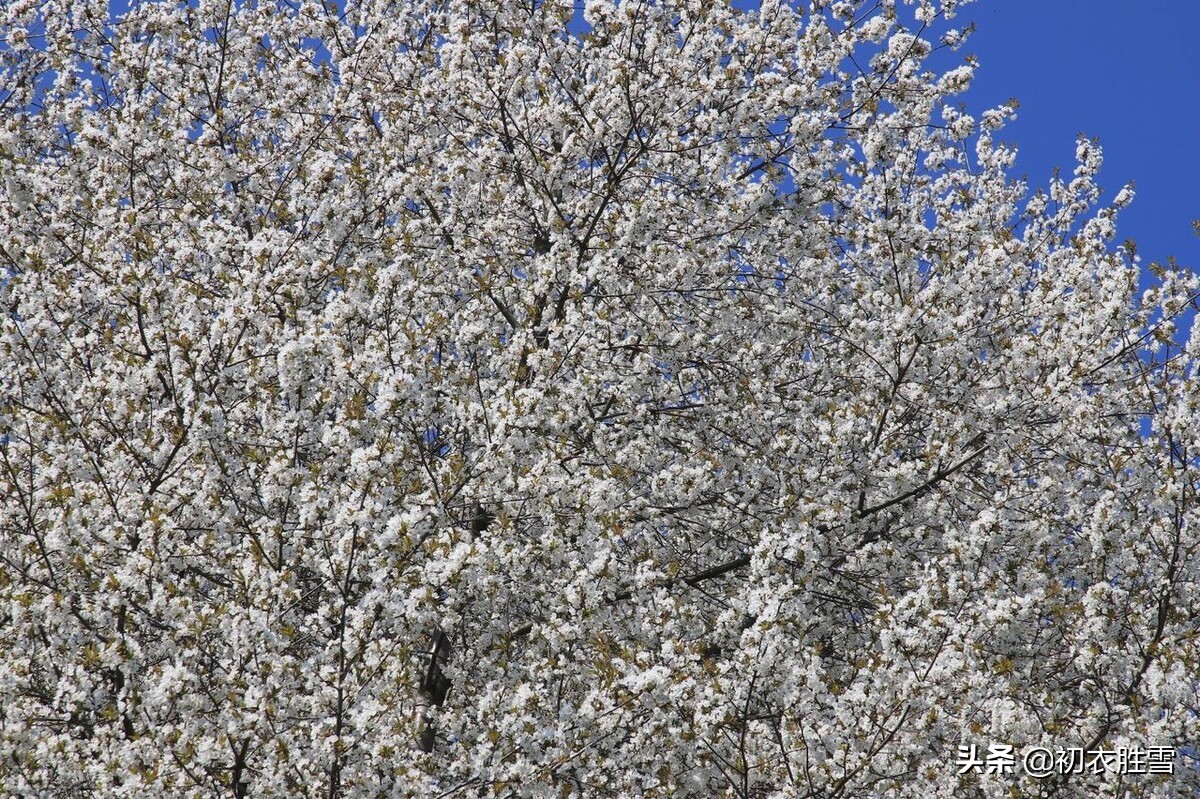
[960,1,1199,274]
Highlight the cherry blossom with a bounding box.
[1,1,1197,796]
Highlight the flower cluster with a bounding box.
[1,1,1197,797]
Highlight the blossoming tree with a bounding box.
[1,0,1197,796]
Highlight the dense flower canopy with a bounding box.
[1,0,1198,796]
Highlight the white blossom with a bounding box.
[1,1,1197,797]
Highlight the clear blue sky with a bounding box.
[960,1,1199,274]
